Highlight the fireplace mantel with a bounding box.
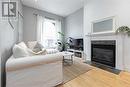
[85,33,125,70]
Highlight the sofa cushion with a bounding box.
[13,45,29,58]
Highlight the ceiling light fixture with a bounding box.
[35,0,38,2]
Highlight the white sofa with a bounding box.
[6,53,63,87]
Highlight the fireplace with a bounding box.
[91,40,116,67]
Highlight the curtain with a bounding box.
[56,19,62,40]
[55,19,63,51]
[36,15,45,42]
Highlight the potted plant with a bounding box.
[116,26,130,36]
[57,32,72,51]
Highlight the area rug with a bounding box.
[63,57,92,83]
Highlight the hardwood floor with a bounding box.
[58,64,130,87]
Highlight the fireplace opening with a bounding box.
[91,40,116,67]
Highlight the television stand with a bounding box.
[67,49,84,59]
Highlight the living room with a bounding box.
[1,0,130,87]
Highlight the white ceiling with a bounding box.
[21,0,85,17]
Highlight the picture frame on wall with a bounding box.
[91,16,116,34]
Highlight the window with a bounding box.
[37,15,61,48]
[42,18,57,48]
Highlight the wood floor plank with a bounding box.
[62,69,130,87]
[58,58,130,87]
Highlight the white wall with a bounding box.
[23,5,64,42]
[65,8,83,38]
[84,0,130,71]
[0,0,23,86]
[0,54,1,87]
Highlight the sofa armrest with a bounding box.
[6,53,63,72]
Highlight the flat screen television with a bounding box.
[69,38,83,51]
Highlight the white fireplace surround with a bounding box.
[85,32,125,70]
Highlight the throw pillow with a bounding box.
[17,42,28,49]
[13,45,29,58]
[27,48,47,55]
[33,42,44,52]
[27,41,37,50]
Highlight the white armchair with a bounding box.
[6,53,63,87]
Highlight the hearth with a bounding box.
[91,40,116,67]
